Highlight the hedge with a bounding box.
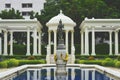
[19,60,46,66]
[101,58,115,67]
[76,60,103,65]
[0,59,46,68]
[0,61,8,68]
[0,55,46,60]
[7,59,19,67]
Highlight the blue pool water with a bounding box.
[13,68,114,80]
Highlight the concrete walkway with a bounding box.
[0,68,15,73]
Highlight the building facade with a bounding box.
[0,0,46,18]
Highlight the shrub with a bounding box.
[115,61,120,68]
[79,60,85,64]
[80,56,87,60]
[102,58,116,67]
[105,58,112,61]
[117,56,120,61]
[19,60,46,66]
[82,60,102,65]
[8,59,19,67]
[88,56,95,60]
[0,61,8,68]
[27,56,36,60]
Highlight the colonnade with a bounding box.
[0,27,42,56]
[81,27,120,55]
[26,68,96,80]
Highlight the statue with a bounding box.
[57,20,64,44]
[54,19,68,77]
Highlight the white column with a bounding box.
[81,69,84,80]
[71,30,74,54]
[38,31,41,55]
[33,28,37,55]
[33,70,37,80]
[85,70,89,80]
[10,31,13,55]
[38,69,41,80]
[48,31,51,55]
[3,30,8,55]
[81,31,84,55]
[27,70,30,80]
[47,69,51,80]
[71,68,75,80]
[0,30,2,55]
[26,27,31,55]
[115,31,119,55]
[54,30,57,54]
[66,68,68,80]
[109,31,112,55]
[66,30,69,53]
[91,27,96,55]
[85,28,89,55]
[54,69,56,80]
[92,70,95,80]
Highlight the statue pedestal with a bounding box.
[55,49,67,74]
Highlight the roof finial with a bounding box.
[60,10,63,14]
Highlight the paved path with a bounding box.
[106,67,120,72]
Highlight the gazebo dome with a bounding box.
[46,10,76,27]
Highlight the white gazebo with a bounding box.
[80,17,120,55]
[0,18,42,56]
[46,10,76,64]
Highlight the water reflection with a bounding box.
[13,67,115,80]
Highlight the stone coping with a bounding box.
[0,64,120,80]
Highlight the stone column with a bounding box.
[71,68,75,80]
[27,70,30,80]
[81,31,84,55]
[115,31,119,55]
[0,30,2,55]
[85,70,89,80]
[81,69,84,80]
[54,69,56,80]
[66,30,69,53]
[109,31,112,55]
[38,31,41,55]
[91,27,96,55]
[54,30,57,54]
[85,27,89,55]
[92,70,95,80]
[10,31,13,55]
[38,69,41,80]
[3,30,8,55]
[33,28,37,55]
[48,31,51,55]
[71,30,74,54]
[71,30,75,64]
[47,68,51,80]
[33,70,37,80]
[26,27,31,55]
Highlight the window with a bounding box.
[22,12,31,16]
[5,3,11,8]
[22,3,32,8]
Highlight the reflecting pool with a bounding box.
[13,67,114,80]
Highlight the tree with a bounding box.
[0,8,23,19]
[34,0,120,44]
